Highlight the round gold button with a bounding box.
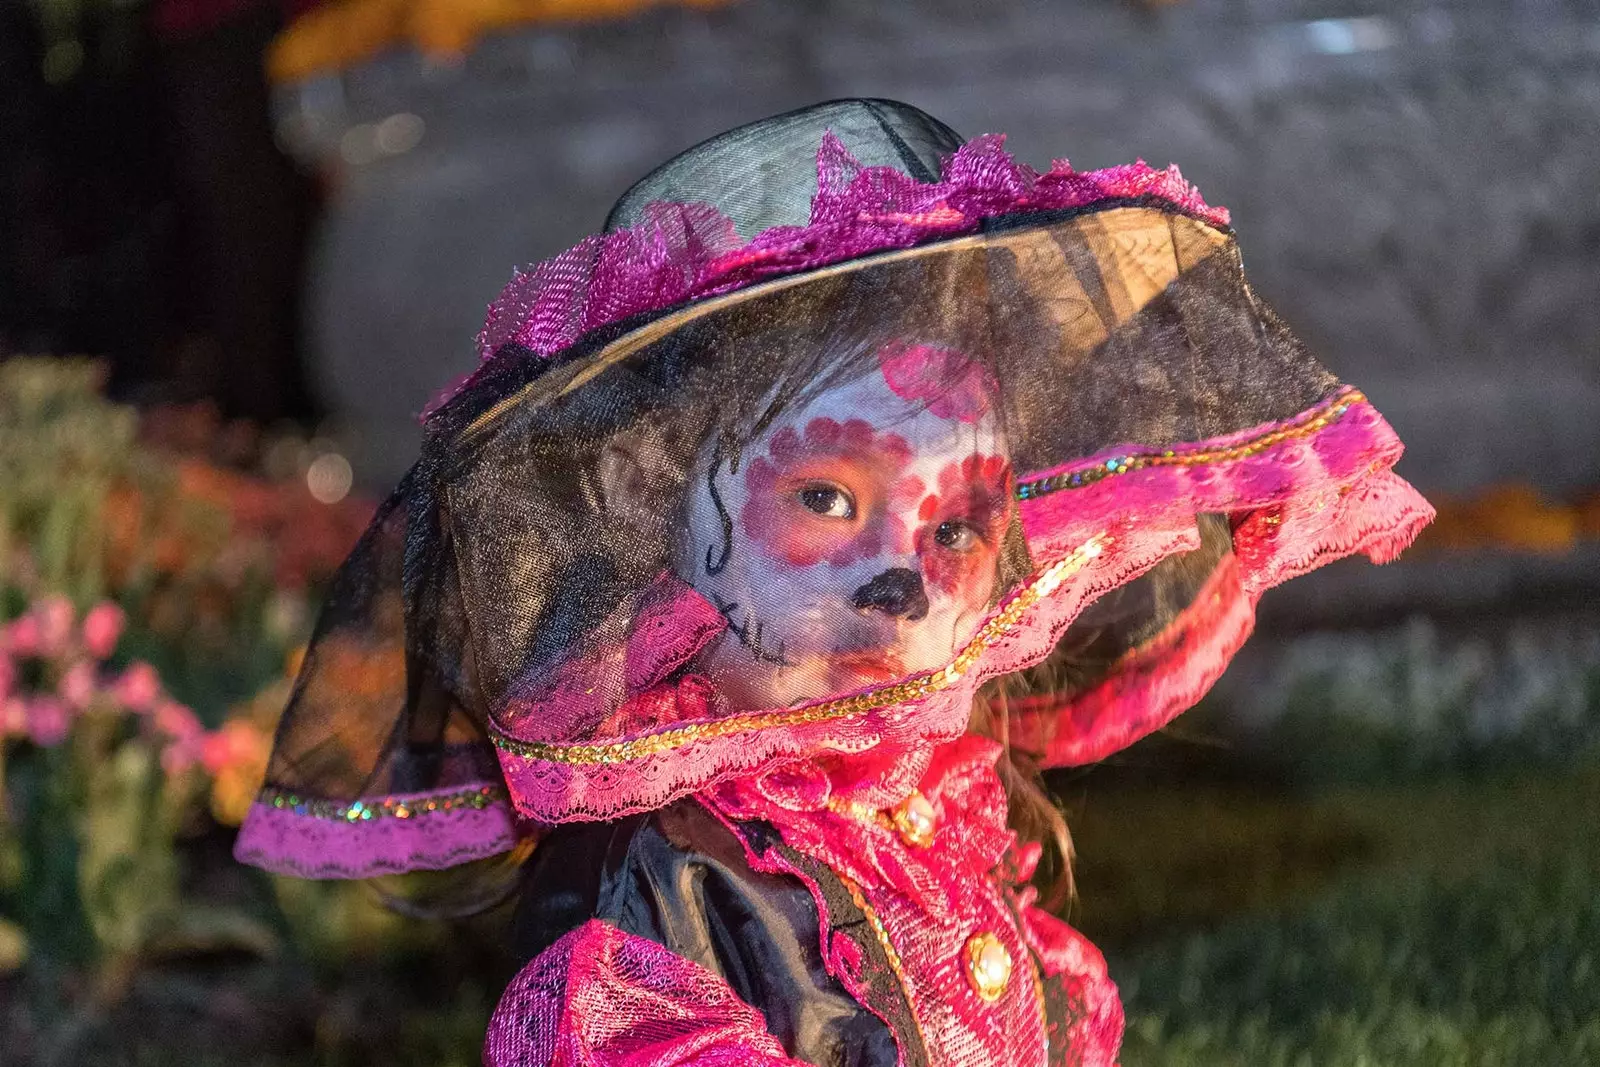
[890,790,937,847]
[964,931,1012,1001]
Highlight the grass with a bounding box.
[1116,857,1600,1066]
[1063,755,1600,1066]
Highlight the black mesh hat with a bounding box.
[606,99,965,236]
[236,99,1432,878]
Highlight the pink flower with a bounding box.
[25,696,71,747]
[58,661,97,709]
[1,699,27,740]
[200,719,267,776]
[153,700,203,743]
[112,662,162,712]
[877,340,996,424]
[81,602,125,660]
[35,597,75,656]
[5,616,41,657]
[162,736,203,776]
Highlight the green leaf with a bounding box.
[0,916,27,972]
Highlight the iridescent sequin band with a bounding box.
[1014,386,1364,501]
[258,783,507,822]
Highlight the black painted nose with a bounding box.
[852,568,930,622]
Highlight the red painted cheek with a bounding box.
[738,421,918,569]
[741,457,831,567]
[919,534,999,600]
[912,454,1014,598]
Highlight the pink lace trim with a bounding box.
[1008,551,1255,769]
[1017,390,1416,557]
[425,136,1225,417]
[1007,391,1433,768]
[233,784,517,878]
[483,920,805,1067]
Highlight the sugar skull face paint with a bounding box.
[680,343,1012,711]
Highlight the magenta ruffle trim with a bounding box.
[1008,389,1435,768]
[1009,550,1257,769]
[424,135,1226,418]
[1015,389,1431,566]
[233,785,518,879]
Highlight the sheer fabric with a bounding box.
[237,100,1429,887]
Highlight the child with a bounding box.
[237,100,1433,1066]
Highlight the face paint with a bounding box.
[741,418,922,568]
[680,342,1012,711]
[913,454,1013,599]
[877,340,997,424]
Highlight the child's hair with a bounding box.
[970,683,1075,910]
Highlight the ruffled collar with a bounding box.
[711,733,1020,918]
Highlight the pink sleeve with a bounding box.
[483,920,812,1067]
[1017,904,1126,1067]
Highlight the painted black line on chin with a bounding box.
[709,592,792,667]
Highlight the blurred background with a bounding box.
[1,0,1597,1064]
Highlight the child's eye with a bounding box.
[798,484,855,519]
[934,520,980,551]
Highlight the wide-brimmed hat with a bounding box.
[237,100,1431,878]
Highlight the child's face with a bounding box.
[682,343,1012,711]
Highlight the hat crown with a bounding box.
[605,98,964,238]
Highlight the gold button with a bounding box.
[890,790,937,847]
[964,931,1012,1001]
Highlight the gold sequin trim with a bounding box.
[490,534,1110,765]
[1014,386,1365,501]
[839,872,927,1047]
[259,784,506,822]
[840,875,905,975]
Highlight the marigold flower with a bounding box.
[206,719,272,826]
